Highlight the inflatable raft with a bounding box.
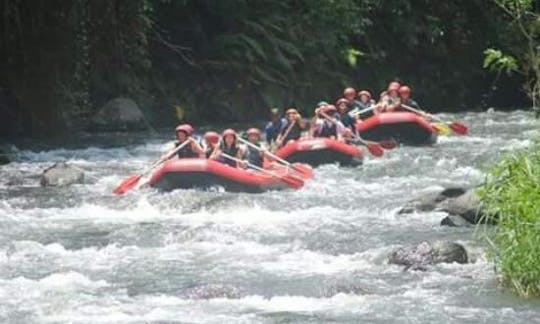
[149,158,294,193]
[356,112,437,145]
[274,138,363,167]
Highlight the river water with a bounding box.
[0,110,539,323]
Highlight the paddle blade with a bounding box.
[379,139,398,150]
[280,174,304,190]
[291,163,313,179]
[366,143,384,157]
[431,123,451,136]
[113,174,142,195]
[449,122,468,135]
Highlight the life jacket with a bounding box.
[244,144,263,168]
[265,118,286,143]
[218,142,240,167]
[338,112,354,129]
[175,141,198,158]
[315,119,337,138]
[281,121,302,144]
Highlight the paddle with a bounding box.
[431,122,452,136]
[275,120,296,149]
[348,104,379,118]
[113,139,191,195]
[319,111,384,157]
[401,104,468,135]
[220,153,304,190]
[237,137,313,179]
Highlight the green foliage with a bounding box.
[478,144,540,297]
[483,49,518,73]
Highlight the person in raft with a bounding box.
[379,81,402,113]
[202,131,220,158]
[275,108,307,148]
[342,87,362,111]
[264,108,287,146]
[164,124,205,159]
[311,105,346,140]
[335,98,356,131]
[241,128,266,169]
[398,85,421,110]
[210,128,244,167]
[358,90,375,108]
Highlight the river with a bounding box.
[1,110,539,323]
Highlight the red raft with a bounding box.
[356,112,437,146]
[149,158,296,193]
[274,137,363,167]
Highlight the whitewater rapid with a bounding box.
[0,110,539,323]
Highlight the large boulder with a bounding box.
[398,186,467,214]
[440,188,490,224]
[40,162,84,187]
[91,98,148,131]
[388,240,468,271]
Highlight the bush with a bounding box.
[478,144,540,297]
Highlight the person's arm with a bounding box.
[386,98,402,112]
[296,113,306,129]
[190,138,206,158]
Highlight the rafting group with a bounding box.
[114,81,467,195]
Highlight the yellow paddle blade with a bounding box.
[432,122,451,136]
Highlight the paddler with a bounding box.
[202,131,220,158]
[379,81,402,113]
[275,108,306,148]
[336,98,356,130]
[240,128,266,169]
[311,105,346,140]
[163,124,205,159]
[264,107,286,146]
[398,85,421,110]
[210,129,244,167]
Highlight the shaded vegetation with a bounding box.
[478,144,540,297]
[0,0,536,138]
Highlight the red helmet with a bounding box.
[175,124,193,136]
[246,128,261,136]
[343,87,356,96]
[399,86,411,94]
[336,98,349,106]
[358,90,371,99]
[203,131,220,144]
[222,128,236,137]
[388,81,401,91]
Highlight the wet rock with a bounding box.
[440,215,472,227]
[399,186,467,214]
[40,162,84,187]
[440,188,490,224]
[184,284,243,299]
[90,97,148,131]
[388,240,468,271]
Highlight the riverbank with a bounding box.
[478,143,540,297]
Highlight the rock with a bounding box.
[40,162,84,187]
[398,186,467,214]
[440,188,489,224]
[90,98,148,131]
[440,215,472,227]
[388,240,468,271]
